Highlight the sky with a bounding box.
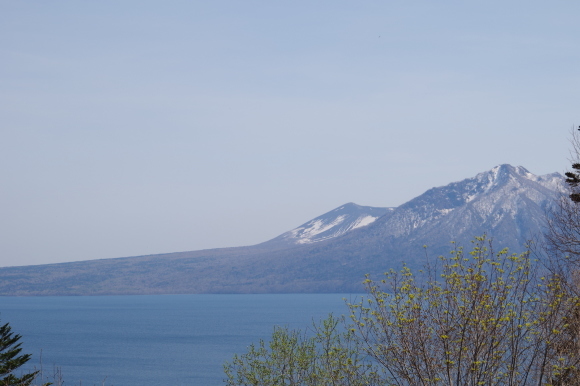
[1,1,579,267]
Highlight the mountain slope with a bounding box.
[262,203,393,247]
[0,164,564,295]
[291,165,563,276]
[366,164,562,257]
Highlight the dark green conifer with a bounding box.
[565,162,580,202]
[0,321,40,386]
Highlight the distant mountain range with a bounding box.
[0,164,564,295]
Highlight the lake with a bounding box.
[0,294,361,385]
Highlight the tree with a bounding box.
[348,236,579,385]
[540,126,580,385]
[226,237,580,385]
[224,314,386,385]
[0,320,41,386]
[563,127,580,203]
[565,163,580,203]
[545,126,580,264]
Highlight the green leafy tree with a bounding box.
[348,236,580,385]
[226,237,580,385]
[224,314,386,385]
[0,320,42,386]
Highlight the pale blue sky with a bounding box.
[1,1,579,266]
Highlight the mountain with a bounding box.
[357,164,562,259]
[262,203,393,247]
[0,165,564,295]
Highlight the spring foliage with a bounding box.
[226,236,580,385]
[349,236,580,385]
[223,314,386,386]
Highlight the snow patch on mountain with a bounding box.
[264,203,392,246]
[375,164,564,243]
[293,213,383,244]
[293,215,347,241]
[262,164,564,252]
[352,215,379,229]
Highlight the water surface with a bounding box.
[0,294,359,385]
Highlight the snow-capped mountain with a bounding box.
[332,164,564,263]
[0,164,566,295]
[263,203,393,247]
[263,164,563,257]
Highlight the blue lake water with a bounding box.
[0,294,361,385]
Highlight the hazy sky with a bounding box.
[2,1,579,267]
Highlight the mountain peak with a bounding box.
[264,165,563,249]
[477,164,562,192]
[0,164,566,295]
[263,203,393,247]
[371,165,564,250]
[332,202,360,210]
[484,164,533,182]
[493,163,527,172]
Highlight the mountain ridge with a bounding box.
[261,202,394,248]
[0,164,564,295]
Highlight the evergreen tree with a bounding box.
[564,162,580,202]
[563,127,580,202]
[0,321,40,386]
